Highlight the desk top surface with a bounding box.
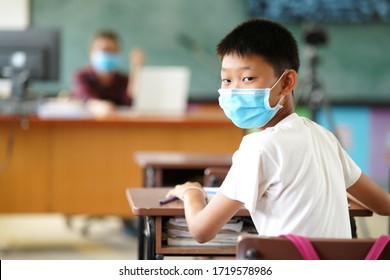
[126,188,373,217]
[127,187,248,216]
[134,151,233,168]
[0,104,241,127]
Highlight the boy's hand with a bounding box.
[130,48,146,68]
[166,181,204,201]
[85,98,115,118]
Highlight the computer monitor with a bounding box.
[0,28,60,100]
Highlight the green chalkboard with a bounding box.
[30,0,249,101]
[30,0,390,102]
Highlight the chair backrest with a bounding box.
[236,234,390,260]
[203,167,229,187]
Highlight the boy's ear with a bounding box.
[282,70,298,95]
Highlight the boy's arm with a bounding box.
[166,182,243,243]
[127,48,145,97]
[347,173,390,216]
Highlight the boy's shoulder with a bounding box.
[241,113,323,147]
[245,113,302,138]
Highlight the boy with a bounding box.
[166,18,390,242]
[72,30,145,113]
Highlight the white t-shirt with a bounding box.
[220,113,361,238]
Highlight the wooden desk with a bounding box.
[133,151,233,259]
[126,188,373,260]
[134,151,232,187]
[0,107,243,215]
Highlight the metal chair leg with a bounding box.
[137,216,145,260]
[146,216,156,260]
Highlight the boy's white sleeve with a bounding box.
[219,148,275,213]
[337,142,362,188]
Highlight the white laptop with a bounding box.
[126,66,190,115]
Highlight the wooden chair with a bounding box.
[236,234,390,260]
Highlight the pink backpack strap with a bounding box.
[281,234,320,260]
[365,235,390,260]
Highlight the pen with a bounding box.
[159,196,179,205]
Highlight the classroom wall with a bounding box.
[317,105,390,191]
[30,0,248,100]
[29,0,390,103]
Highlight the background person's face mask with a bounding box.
[218,71,287,129]
[91,51,119,73]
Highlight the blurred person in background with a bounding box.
[72,30,145,115]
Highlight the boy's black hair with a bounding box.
[91,29,120,44]
[94,30,119,41]
[216,18,300,75]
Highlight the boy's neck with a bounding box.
[259,99,295,130]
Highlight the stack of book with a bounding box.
[166,217,248,246]
[164,187,257,246]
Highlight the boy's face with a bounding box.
[220,53,284,107]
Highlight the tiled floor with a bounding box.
[0,214,138,260]
[0,213,388,260]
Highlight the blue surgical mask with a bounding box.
[91,51,119,73]
[218,71,287,129]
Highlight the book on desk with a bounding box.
[166,217,241,246]
[164,188,257,247]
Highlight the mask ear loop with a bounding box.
[270,69,288,91]
[276,94,285,106]
[270,70,289,106]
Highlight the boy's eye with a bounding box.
[222,79,231,84]
[243,77,254,82]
